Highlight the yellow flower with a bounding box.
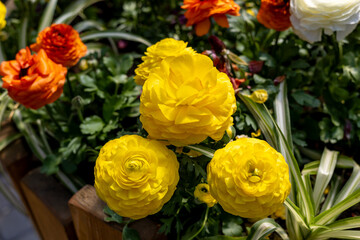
[94,135,180,220]
[250,89,268,103]
[207,138,291,218]
[271,205,286,220]
[134,38,196,85]
[194,183,217,207]
[140,53,237,146]
[0,2,6,30]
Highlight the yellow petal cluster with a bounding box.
[94,135,180,220]
[134,38,196,85]
[207,138,291,218]
[0,2,6,30]
[140,53,237,146]
[194,183,217,207]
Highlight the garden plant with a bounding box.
[0,0,360,239]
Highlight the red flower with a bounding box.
[182,0,240,36]
[257,0,291,31]
[31,24,87,67]
[0,48,67,109]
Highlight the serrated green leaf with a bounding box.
[80,116,104,135]
[291,90,320,108]
[222,217,243,236]
[41,154,62,175]
[103,205,123,224]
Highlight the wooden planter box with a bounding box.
[1,123,166,240]
[20,170,165,240]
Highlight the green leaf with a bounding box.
[333,163,360,206]
[54,0,103,24]
[80,116,105,135]
[0,133,22,152]
[290,59,310,69]
[19,14,28,49]
[201,237,246,240]
[253,74,267,84]
[312,148,338,214]
[309,217,360,240]
[12,110,47,161]
[102,95,125,122]
[222,217,243,236]
[41,154,62,175]
[186,145,215,159]
[73,20,104,32]
[59,137,82,159]
[103,205,123,224]
[38,0,57,33]
[291,90,320,108]
[237,93,278,149]
[309,230,360,240]
[122,224,140,240]
[319,118,344,144]
[246,218,289,240]
[314,188,360,225]
[80,31,151,46]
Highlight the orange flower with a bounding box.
[182,0,240,36]
[257,0,291,31]
[0,48,67,109]
[31,24,87,67]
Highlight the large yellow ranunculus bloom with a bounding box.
[207,138,291,218]
[134,38,196,85]
[0,2,6,30]
[140,53,237,146]
[94,135,180,220]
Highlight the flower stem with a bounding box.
[188,207,209,240]
[66,74,74,99]
[44,105,62,131]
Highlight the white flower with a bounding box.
[290,0,360,43]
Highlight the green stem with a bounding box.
[188,207,209,240]
[66,74,74,99]
[77,108,84,122]
[44,105,62,131]
[36,119,53,155]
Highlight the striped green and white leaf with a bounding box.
[312,148,338,214]
[247,218,289,240]
[80,31,151,46]
[38,0,57,32]
[54,0,103,25]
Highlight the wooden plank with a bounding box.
[69,185,166,240]
[21,168,77,240]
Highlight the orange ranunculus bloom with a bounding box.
[31,24,87,67]
[0,48,67,109]
[257,0,291,31]
[182,0,240,36]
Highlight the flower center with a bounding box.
[248,166,262,183]
[123,156,149,180]
[19,67,29,78]
[125,159,143,172]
